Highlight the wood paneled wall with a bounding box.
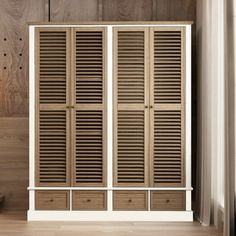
[0,0,196,210]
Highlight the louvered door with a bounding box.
[35,28,70,186]
[150,27,185,187]
[113,28,149,186]
[72,28,107,186]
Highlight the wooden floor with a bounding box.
[0,211,223,236]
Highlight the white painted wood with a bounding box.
[29,25,35,190]
[69,190,72,211]
[29,26,36,212]
[28,24,192,221]
[186,190,192,211]
[29,190,35,211]
[33,24,192,28]
[185,26,192,213]
[28,210,193,221]
[107,26,113,212]
[28,187,193,190]
[148,190,151,211]
[186,25,192,189]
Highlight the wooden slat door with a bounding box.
[113,27,149,187]
[150,27,185,187]
[72,28,107,187]
[35,28,71,187]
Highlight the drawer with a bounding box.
[150,191,185,211]
[72,191,107,211]
[113,191,148,211]
[35,191,69,210]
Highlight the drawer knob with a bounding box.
[128,199,132,203]
[87,199,91,202]
[166,199,170,203]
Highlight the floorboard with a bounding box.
[0,211,223,236]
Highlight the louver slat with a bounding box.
[117,111,145,184]
[39,31,68,104]
[38,110,68,185]
[154,31,182,104]
[153,111,183,186]
[75,111,103,185]
[76,31,104,104]
[117,31,145,104]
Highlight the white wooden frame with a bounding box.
[28,23,192,221]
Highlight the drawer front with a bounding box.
[151,191,185,211]
[113,191,148,211]
[35,191,69,210]
[72,191,107,210]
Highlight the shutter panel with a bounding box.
[117,111,145,184]
[153,30,182,104]
[150,27,185,187]
[73,28,107,186]
[39,30,67,104]
[75,110,103,184]
[117,31,145,104]
[113,28,149,187]
[153,110,182,185]
[75,30,103,104]
[39,110,67,184]
[36,28,70,187]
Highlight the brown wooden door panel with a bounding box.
[114,26,186,188]
[150,27,185,187]
[72,28,107,187]
[113,27,149,187]
[35,28,71,187]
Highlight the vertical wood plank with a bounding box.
[152,0,157,21]
[0,117,29,210]
[0,0,48,116]
[102,0,153,21]
[154,0,196,21]
[98,0,103,21]
[50,0,99,21]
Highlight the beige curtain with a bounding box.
[196,0,225,227]
[196,0,236,235]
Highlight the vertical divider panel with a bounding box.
[113,27,149,187]
[107,25,113,211]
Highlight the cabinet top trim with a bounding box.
[28,21,194,26]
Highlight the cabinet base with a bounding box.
[27,210,193,221]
